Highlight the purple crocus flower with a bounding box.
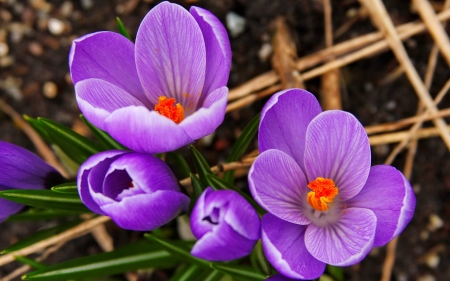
[190,187,261,261]
[0,141,63,222]
[78,150,190,231]
[69,1,231,154]
[248,89,416,279]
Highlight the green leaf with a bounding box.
[189,173,204,210]
[23,115,51,142]
[2,220,82,254]
[211,264,265,281]
[0,189,90,213]
[51,182,78,194]
[7,209,80,221]
[38,117,103,164]
[167,152,191,179]
[223,113,260,183]
[326,265,344,281]
[144,234,209,266]
[201,270,223,281]
[205,174,265,216]
[80,115,127,150]
[190,145,213,188]
[169,263,202,281]
[250,240,272,276]
[14,256,46,269]
[23,241,179,281]
[116,17,131,40]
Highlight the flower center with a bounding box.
[307,177,339,211]
[154,96,185,124]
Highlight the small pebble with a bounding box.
[177,215,195,241]
[43,81,58,98]
[28,41,44,56]
[425,253,440,269]
[226,12,246,37]
[419,229,429,240]
[258,43,273,62]
[201,133,215,146]
[428,214,443,232]
[0,56,14,67]
[81,0,94,10]
[0,42,9,57]
[60,1,74,18]
[48,18,65,35]
[65,73,72,85]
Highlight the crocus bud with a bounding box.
[190,187,260,261]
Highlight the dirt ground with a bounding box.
[1,0,450,280]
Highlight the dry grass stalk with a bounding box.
[228,71,278,101]
[413,0,450,66]
[226,84,282,112]
[0,99,69,177]
[271,17,304,89]
[0,216,110,267]
[360,0,450,150]
[91,224,114,252]
[320,0,342,110]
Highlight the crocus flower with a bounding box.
[0,141,63,222]
[248,89,416,279]
[78,150,190,231]
[69,1,231,154]
[190,187,260,261]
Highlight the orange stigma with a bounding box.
[307,177,338,211]
[154,96,185,124]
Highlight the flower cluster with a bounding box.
[0,2,417,280]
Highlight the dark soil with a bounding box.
[1,0,449,280]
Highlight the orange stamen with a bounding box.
[154,96,185,124]
[307,177,338,211]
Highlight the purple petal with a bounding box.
[69,31,145,101]
[104,106,193,154]
[191,216,258,261]
[190,187,215,238]
[261,214,325,280]
[259,89,322,172]
[135,2,206,114]
[77,150,127,215]
[248,149,311,225]
[179,86,228,140]
[304,208,376,266]
[346,165,416,247]
[100,190,190,231]
[304,111,371,200]
[105,152,180,196]
[75,79,146,130]
[0,141,60,190]
[0,197,24,223]
[190,6,231,105]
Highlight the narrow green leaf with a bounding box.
[38,117,103,164]
[205,174,265,216]
[250,240,272,276]
[116,17,131,40]
[80,115,127,150]
[326,265,344,281]
[23,241,179,281]
[169,263,201,281]
[0,190,90,213]
[319,274,335,281]
[7,209,80,221]
[211,263,265,281]
[14,256,46,269]
[201,269,223,281]
[190,145,213,188]
[51,182,78,194]
[223,113,260,183]
[2,220,82,254]
[23,115,51,142]
[144,234,209,266]
[190,173,203,198]
[167,152,191,179]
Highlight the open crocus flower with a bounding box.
[69,1,231,154]
[190,187,260,261]
[78,150,190,231]
[0,141,63,223]
[248,89,416,279]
